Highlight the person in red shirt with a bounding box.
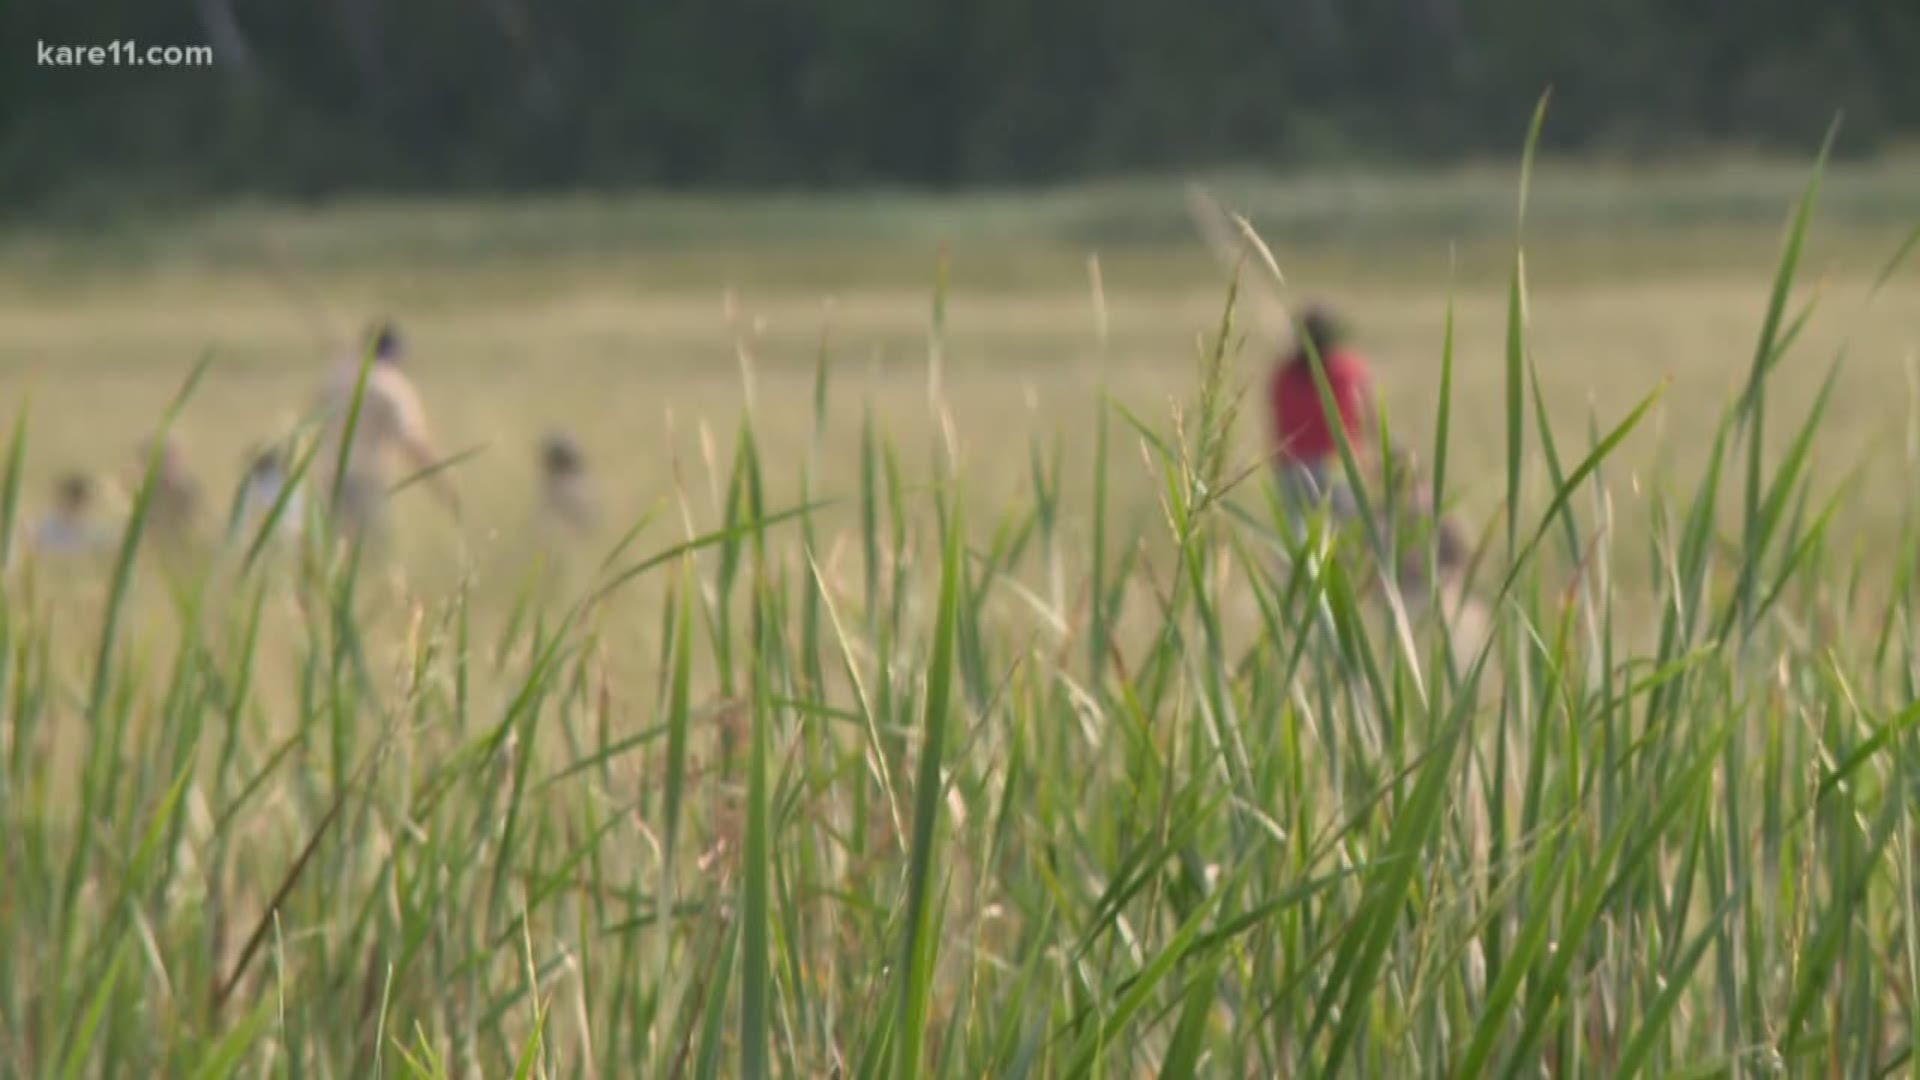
[1269,304,1374,523]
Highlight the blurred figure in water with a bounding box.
[312,319,459,541]
[537,429,599,541]
[30,472,114,558]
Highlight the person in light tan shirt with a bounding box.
[313,320,459,538]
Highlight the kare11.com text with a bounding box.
[38,40,214,68]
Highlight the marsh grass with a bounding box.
[3,134,1920,1077]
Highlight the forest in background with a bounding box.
[5,0,1917,206]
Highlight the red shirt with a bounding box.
[1269,349,1371,464]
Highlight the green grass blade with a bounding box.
[1064,881,1231,1076]
[327,346,377,516]
[1158,952,1222,1080]
[511,999,548,1080]
[1782,767,1905,1050]
[1870,223,1920,295]
[1739,119,1837,610]
[59,358,209,975]
[1431,289,1456,527]
[893,506,964,1080]
[1504,91,1550,557]
[1503,258,1528,558]
[0,399,27,570]
[57,941,128,1080]
[1615,894,1740,1079]
[1313,709,1470,1072]
[691,921,741,1080]
[1491,385,1664,607]
[740,624,774,1078]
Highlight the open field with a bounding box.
[3,155,1920,1075]
[5,156,1920,570]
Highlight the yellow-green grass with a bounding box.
[1,153,1918,1075]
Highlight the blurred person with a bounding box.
[1269,303,1374,525]
[29,472,114,557]
[134,434,204,547]
[537,429,599,541]
[1383,448,1472,590]
[232,443,306,544]
[1376,447,1493,660]
[312,319,458,539]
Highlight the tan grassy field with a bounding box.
[3,160,1916,585]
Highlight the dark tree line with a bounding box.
[4,0,1914,205]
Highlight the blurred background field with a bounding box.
[4,157,1916,589]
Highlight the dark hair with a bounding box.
[542,431,584,475]
[1291,303,1346,363]
[56,472,92,508]
[368,320,404,363]
[248,445,287,478]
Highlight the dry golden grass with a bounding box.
[2,203,1912,589]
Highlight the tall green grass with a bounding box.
[2,144,1918,1078]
